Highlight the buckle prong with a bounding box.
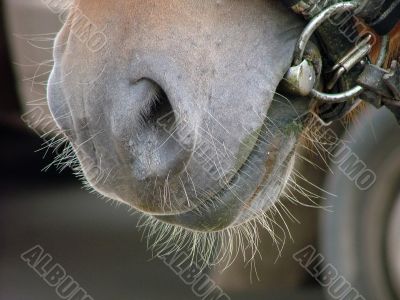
[327,34,373,90]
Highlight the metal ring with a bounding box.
[310,86,364,103]
[293,1,360,65]
[293,1,365,103]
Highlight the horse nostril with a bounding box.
[129,79,192,181]
[140,82,176,131]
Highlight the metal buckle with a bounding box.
[284,1,389,103]
[327,34,373,90]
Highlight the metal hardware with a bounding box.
[383,61,400,102]
[281,0,399,124]
[357,60,400,120]
[292,2,360,66]
[282,60,316,96]
[287,1,367,103]
[280,41,323,96]
[327,35,373,90]
[310,85,365,103]
[284,1,391,104]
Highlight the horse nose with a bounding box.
[114,78,194,181]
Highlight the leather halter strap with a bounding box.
[367,0,400,35]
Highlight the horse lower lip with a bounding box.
[153,94,309,232]
[154,133,285,231]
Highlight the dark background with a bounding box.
[2,1,399,300]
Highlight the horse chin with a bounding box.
[153,152,296,233]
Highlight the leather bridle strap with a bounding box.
[367,0,400,35]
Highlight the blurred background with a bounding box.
[0,1,399,299]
